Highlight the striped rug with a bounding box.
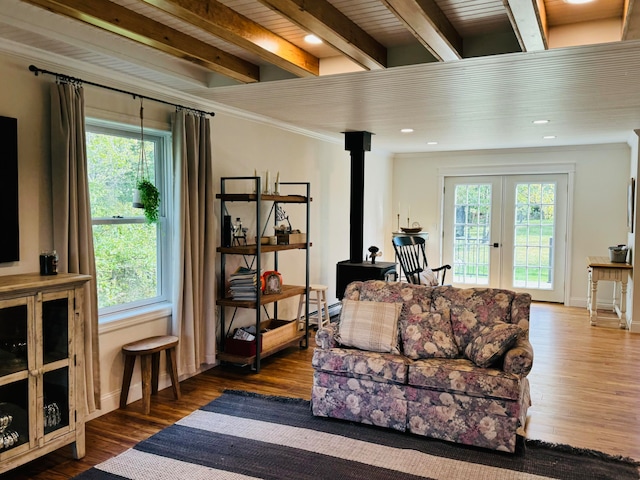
[74,390,639,480]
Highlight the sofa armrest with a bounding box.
[502,337,534,376]
[315,323,339,349]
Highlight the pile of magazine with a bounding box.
[229,267,258,300]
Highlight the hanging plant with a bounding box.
[133,98,160,223]
[137,178,160,223]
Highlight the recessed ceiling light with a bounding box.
[532,119,550,124]
[304,34,322,44]
[427,141,438,145]
[400,128,414,133]
[543,135,557,139]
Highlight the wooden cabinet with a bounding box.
[0,273,91,474]
[216,178,310,371]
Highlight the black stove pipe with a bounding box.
[344,131,372,263]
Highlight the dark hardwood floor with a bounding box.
[3,302,640,478]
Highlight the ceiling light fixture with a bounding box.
[400,128,414,133]
[427,141,438,145]
[563,0,594,4]
[532,119,550,124]
[543,135,557,139]
[304,34,322,44]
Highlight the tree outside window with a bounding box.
[86,120,170,314]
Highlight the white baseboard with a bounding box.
[87,366,213,421]
[298,302,341,322]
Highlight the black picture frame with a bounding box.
[262,271,282,295]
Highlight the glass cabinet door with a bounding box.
[0,298,32,453]
[0,300,28,377]
[42,297,69,365]
[41,293,73,436]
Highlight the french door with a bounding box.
[442,174,567,302]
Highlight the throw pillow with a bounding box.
[337,299,403,353]
[464,322,523,368]
[400,309,459,359]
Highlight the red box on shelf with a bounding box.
[224,338,258,356]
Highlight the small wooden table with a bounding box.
[586,256,632,328]
[120,335,181,414]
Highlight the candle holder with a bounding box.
[263,170,272,195]
[396,214,400,232]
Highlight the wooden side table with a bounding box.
[586,256,633,328]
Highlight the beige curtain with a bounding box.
[172,111,216,375]
[50,82,101,412]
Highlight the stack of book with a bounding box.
[229,267,258,300]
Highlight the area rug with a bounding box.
[74,390,639,480]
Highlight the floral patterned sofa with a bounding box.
[311,280,533,452]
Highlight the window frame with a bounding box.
[85,118,172,319]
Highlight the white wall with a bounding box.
[0,50,394,417]
[393,144,630,310]
[628,133,640,332]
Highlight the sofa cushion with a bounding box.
[336,299,403,353]
[408,357,523,401]
[431,287,515,351]
[313,373,407,431]
[399,310,459,360]
[312,347,410,384]
[465,323,523,368]
[357,280,433,321]
[405,386,524,452]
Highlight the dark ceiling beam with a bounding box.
[381,0,461,62]
[503,0,547,52]
[23,0,260,83]
[257,0,387,70]
[141,0,319,77]
[622,0,640,40]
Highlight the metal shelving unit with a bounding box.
[215,177,311,371]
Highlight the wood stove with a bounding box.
[335,131,395,298]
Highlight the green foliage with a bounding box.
[92,223,158,309]
[86,129,161,309]
[137,179,160,223]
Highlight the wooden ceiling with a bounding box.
[2,0,640,153]
[14,0,635,84]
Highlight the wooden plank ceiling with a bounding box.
[5,0,640,153]
[16,0,637,84]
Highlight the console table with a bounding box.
[586,256,632,328]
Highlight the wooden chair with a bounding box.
[392,236,451,286]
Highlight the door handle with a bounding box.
[492,243,500,248]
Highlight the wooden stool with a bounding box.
[119,335,181,414]
[297,284,330,329]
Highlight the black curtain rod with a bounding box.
[29,64,215,117]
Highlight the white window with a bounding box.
[86,120,171,317]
